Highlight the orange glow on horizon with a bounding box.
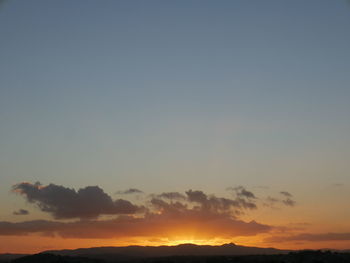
[1,234,350,255]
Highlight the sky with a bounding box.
[0,0,350,253]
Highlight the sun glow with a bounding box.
[166,239,219,246]
[153,237,234,247]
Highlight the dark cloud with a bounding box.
[280,191,293,198]
[0,211,272,239]
[151,189,257,216]
[264,191,296,208]
[150,198,188,214]
[10,182,304,240]
[227,186,257,199]
[185,189,257,213]
[282,198,296,207]
[13,183,261,220]
[116,188,144,195]
[280,192,296,207]
[0,220,63,236]
[186,190,208,204]
[12,183,297,222]
[13,209,29,216]
[266,233,350,243]
[156,192,186,200]
[12,182,140,219]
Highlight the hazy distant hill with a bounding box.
[43,243,287,261]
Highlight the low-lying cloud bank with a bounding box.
[4,182,298,240]
[0,214,271,239]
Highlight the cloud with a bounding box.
[116,188,144,195]
[185,189,257,214]
[227,186,257,199]
[266,233,350,243]
[12,182,140,219]
[264,191,296,208]
[13,183,262,220]
[14,182,326,243]
[156,192,186,200]
[279,192,296,207]
[0,220,63,236]
[13,183,262,221]
[186,190,208,204]
[150,198,188,214]
[6,182,275,240]
[0,211,272,239]
[282,198,296,207]
[280,191,293,198]
[151,189,258,216]
[13,209,29,216]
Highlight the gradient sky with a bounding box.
[1,0,350,253]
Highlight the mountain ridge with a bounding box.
[41,243,289,260]
[3,245,350,263]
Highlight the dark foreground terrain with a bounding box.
[1,251,350,263]
[1,245,350,263]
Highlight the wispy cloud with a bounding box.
[280,191,293,198]
[155,192,186,200]
[116,188,144,195]
[264,191,296,208]
[227,186,257,200]
[13,209,29,216]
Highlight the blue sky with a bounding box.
[0,0,350,231]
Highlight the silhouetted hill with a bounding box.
[12,253,102,263]
[44,243,287,260]
[0,254,28,262]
